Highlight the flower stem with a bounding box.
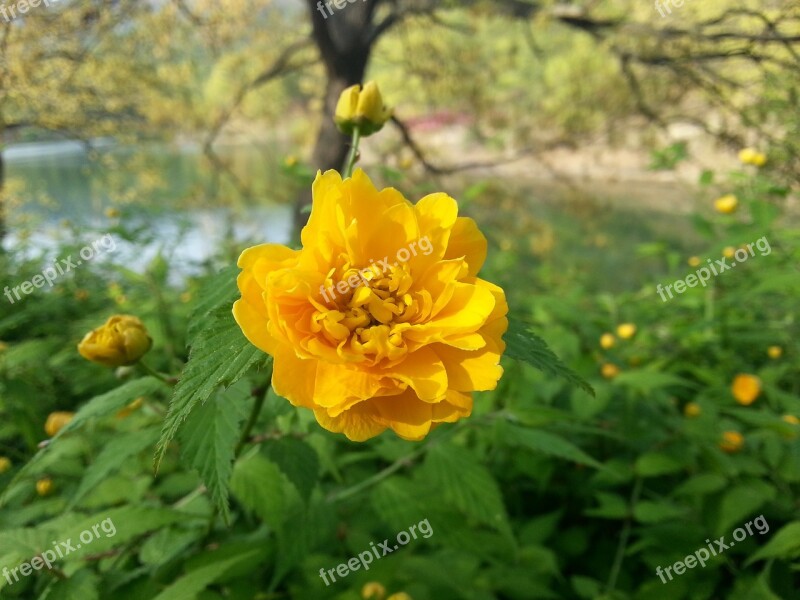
[343,127,362,178]
[137,361,173,387]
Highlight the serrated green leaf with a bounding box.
[37,569,98,600]
[151,549,261,600]
[422,444,512,539]
[229,453,286,528]
[68,429,159,509]
[179,384,250,523]
[504,318,594,396]
[498,421,601,468]
[155,305,266,469]
[262,438,319,502]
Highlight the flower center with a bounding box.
[313,261,419,361]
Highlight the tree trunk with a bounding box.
[293,0,378,239]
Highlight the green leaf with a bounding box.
[716,482,775,535]
[151,549,261,600]
[155,305,266,469]
[422,443,512,538]
[747,522,800,563]
[179,384,250,523]
[229,453,286,528]
[0,377,164,508]
[504,318,594,396]
[614,370,695,393]
[38,569,98,600]
[68,429,159,509]
[263,438,319,502]
[497,421,601,468]
[634,453,684,477]
[674,474,727,497]
[634,500,686,523]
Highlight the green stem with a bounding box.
[137,361,173,387]
[235,389,268,457]
[342,127,362,178]
[607,476,643,591]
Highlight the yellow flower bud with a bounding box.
[616,323,636,340]
[362,582,387,600]
[767,346,782,359]
[719,431,743,453]
[687,256,701,267]
[714,194,738,214]
[0,457,11,474]
[782,415,799,425]
[44,412,75,437]
[335,81,393,136]
[738,148,767,167]
[683,402,701,418]
[0,341,8,353]
[78,315,152,367]
[722,246,736,259]
[116,397,145,419]
[284,155,298,167]
[599,333,615,349]
[36,478,54,496]
[601,363,620,379]
[731,374,761,406]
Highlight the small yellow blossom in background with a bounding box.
[180,292,193,303]
[362,582,387,600]
[782,415,799,425]
[78,315,153,367]
[44,412,75,437]
[0,341,7,353]
[0,457,11,474]
[687,256,701,267]
[399,156,414,170]
[738,148,767,167]
[616,323,636,340]
[36,478,54,496]
[731,374,761,406]
[116,397,145,419]
[105,207,120,218]
[387,594,413,600]
[722,246,736,259]
[335,81,393,136]
[684,402,701,418]
[599,333,615,349]
[601,363,620,379]
[714,194,738,214]
[234,169,507,442]
[74,289,90,301]
[284,155,298,167]
[720,431,744,453]
[767,346,782,359]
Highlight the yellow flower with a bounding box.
[601,363,620,379]
[233,169,507,442]
[616,323,636,340]
[767,346,782,359]
[719,431,743,453]
[362,582,387,600]
[44,412,75,437]
[782,415,799,425]
[714,194,738,214]
[335,81,393,136]
[78,315,152,367]
[116,397,145,419]
[599,333,615,349]
[284,155,298,167]
[36,478,54,496]
[74,289,89,301]
[0,341,7,353]
[399,156,414,170]
[387,594,413,600]
[684,402,701,418]
[731,374,761,406]
[738,148,767,167]
[0,457,11,474]
[722,246,736,259]
[105,207,120,218]
[687,256,701,267]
